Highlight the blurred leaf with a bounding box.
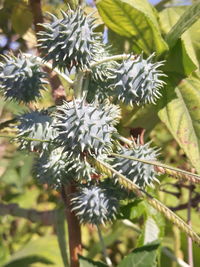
[11,1,33,35]
[108,29,130,54]
[137,203,165,247]
[119,104,159,137]
[119,199,146,221]
[1,151,34,190]
[97,0,168,55]
[140,217,160,245]
[164,39,197,78]
[54,209,69,267]
[79,255,108,267]
[165,2,200,48]
[3,235,64,267]
[88,222,127,258]
[160,6,200,69]
[117,241,160,267]
[3,256,53,267]
[158,72,200,173]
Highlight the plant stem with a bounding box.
[113,133,133,146]
[0,203,57,225]
[90,54,137,69]
[61,185,82,267]
[73,71,85,99]
[187,184,194,267]
[0,135,51,143]
[24,53,74,86]
[97,225,112,267]
[162,247,190,267]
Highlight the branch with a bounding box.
[169,194,200,211]
[0,203,56,225]
[89,54,137,69]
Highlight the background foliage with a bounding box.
[0,0,200,266]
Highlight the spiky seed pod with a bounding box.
[87,44,117,102]
[102,100,121,126]
[71,184,119,225]
[111,53,166,106]
[33,147,68,188]
[0,54,47,103]
[17,110,57,151]
[54,99,117,156]
[38,9,101,71]
[66,153,111,182]
[113,141,159,188]
[59,151,97,182]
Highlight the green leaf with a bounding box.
[117,241,160,267]
[11,1,33,35]
[158,72,200,173]
[160,6,200,69]
[79,255,108,267]
[119,104,159,137]
[3,235,64,267]
[141,217,160,245]
[119,199,146,221]
[54,209,69,267]
[164,39,197,78]
[165,2,200,47]
[97,0,168,55]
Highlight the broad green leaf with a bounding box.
[119,199,146,221]
[88,222,127,258]
[165,2,200,47]
[118,241,160,267]
[54,209,69,267]
[119,104,159,137]
[158,72,200,173]
[137,203,165,247]
[79,255,108,267]
[164,39,197,78]
[160,6,200,69]
[11,1,33,35]
[3,256,53,267]
[3,235,64,267]
[97,0,168,55]
[143,217,160,245]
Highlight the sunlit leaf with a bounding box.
[158,72,200,173]
[97,0,168,55]
[118,241,160,267]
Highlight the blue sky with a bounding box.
[149,0,162,4]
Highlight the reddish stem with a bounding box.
[62,185,82,267]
